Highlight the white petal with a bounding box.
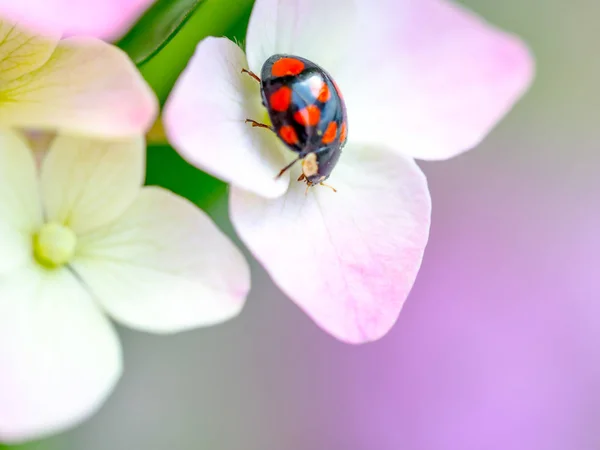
[230,144,431,343]
[72,187,250,334]
[0,19,59,83]
[0,130,43,273]
[40,134,144,235]
[164,37,289,199]
[0,265,121,442]
[336,0,534,160]
[245,0,357,73]
[0,37,158,137]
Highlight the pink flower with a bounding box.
[164,0,534,343]
[0,0,155,39]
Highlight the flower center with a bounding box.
[33,223,77,269]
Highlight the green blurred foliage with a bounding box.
[0,442,57,450]
[137,0,255,218]
[139,0,255,104]
[145,145,240,241]
[145,144,227,214]
[117,0,205,65]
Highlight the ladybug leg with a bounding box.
[275,157,301,179]
[304,180,315,196]
[245,119,272,130]
[319,182,338,193]
[297,173,306,182]
[241,68,261,83]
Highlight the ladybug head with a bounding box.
[301,146,342,184]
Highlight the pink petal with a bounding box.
[0,0,155,40]
[245,0,356,74]
[230,144,431,343]
[337,0,534,160]
[164,37,290,199]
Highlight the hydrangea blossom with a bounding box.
[164,0,534,343]
[0,131,250,442]
[0,18,156,136]
[0,0,155,40]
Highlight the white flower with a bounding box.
[0,131,250,442]
[164,0,534,343]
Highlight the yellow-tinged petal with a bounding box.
[73,187,250,333]
[0,129,43,273]
[0,19,59,82]
[40,134,145,235]
[0,264,122,443]
[0,37,158,137]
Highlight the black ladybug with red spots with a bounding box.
[243,54,347,192]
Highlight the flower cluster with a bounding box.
[0,17,248,442]
[0,0,534,442]
[0,132,249,441]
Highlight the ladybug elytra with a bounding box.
[242,54,348,192]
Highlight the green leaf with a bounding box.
[145,144,227,214]
[0,441,57,450]
[139,0,255,104]
[145,144,239,239]
[225,3,254,45]
[117,0,205,65]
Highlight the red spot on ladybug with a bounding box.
[279,125,299,145]
[322,122,338,144]
[271,57,305,77]
[339,122,347,144]
[307,76,330,103]
[269,86,292,112]
[317,84,331,103]
[293,105,321,127]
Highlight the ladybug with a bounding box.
[242,54,348,192]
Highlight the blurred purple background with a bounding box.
[37,0,600,448]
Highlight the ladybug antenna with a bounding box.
[275,157,301,179]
